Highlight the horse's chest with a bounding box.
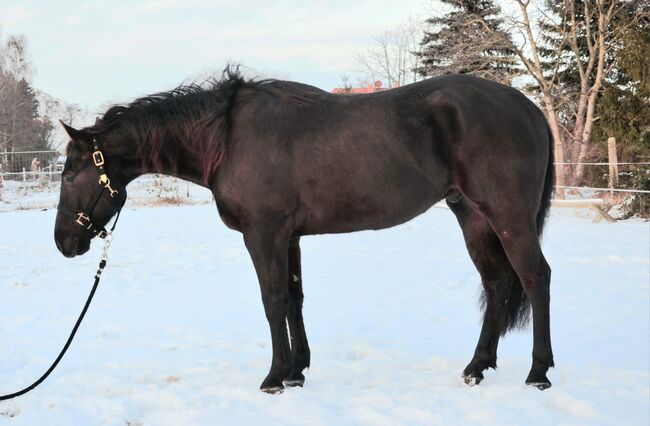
[214,198,243,231]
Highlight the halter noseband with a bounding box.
[58,138,124,239]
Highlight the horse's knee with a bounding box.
[262,294,289,319]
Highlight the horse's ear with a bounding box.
[59,120,89,143]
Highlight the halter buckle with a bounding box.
[75,212,91,227]
[97,230,108,239]
[92,151,105,167]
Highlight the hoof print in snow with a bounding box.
[165,375,181,384]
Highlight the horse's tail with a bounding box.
[536,121,555,237]
[492,119,554,336]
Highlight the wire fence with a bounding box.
[0,152,648,212]
[553,161,650,198]
[555,185,650,195]
[0,150,62,175]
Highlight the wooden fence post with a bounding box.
[607,137,618,191]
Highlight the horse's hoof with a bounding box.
[526,380,552,391]
[525,369,551,390]
[463,371,484,386]
[283,379,304,387]
[260,375,286,394]
[260,385,284,394]
[283,370,305,387]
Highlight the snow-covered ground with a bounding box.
[0,203,648,425]
[0,175,213,212]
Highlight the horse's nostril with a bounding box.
[54,231,78,257]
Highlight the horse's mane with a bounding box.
[86,66,321,183]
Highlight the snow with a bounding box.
[0,203,648,425]
[0,175,213,212]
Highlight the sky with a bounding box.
[0,0,433,113]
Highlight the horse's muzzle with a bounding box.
[54,232,90,258]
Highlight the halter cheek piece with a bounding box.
[57,138,124,239]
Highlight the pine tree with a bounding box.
[592,2,649,161]
[591,7,650,215]
[415,0,519,85]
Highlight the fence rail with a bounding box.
[1,151,648,213]
[555,162,650,166]
[0,150,62,176]
[555,185,650,195]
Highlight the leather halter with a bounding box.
[57,138,124,239]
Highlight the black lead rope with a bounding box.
[0,209,121,402]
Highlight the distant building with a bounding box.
[331,80,397,94]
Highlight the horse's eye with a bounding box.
[63,174,76,183]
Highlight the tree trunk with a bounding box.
[575,4,611,182]
[542,95,565,198]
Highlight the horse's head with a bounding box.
[54,122,127,258]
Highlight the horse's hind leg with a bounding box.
[485,211,554,390]
[285,237,311,387]
[448,198,522,385]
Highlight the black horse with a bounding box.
[54,68,555,393]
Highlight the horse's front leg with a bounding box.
[285,236,310,387]
[244,226,292,393]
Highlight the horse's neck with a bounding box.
[117,136,212,188]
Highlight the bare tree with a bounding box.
[0,33,52,152]
[509,0,569,191]
[62,103,84,128]
[338,74,354,93]
[0,34,34,82]
[511,0,640,187]
[563,0,632,180]
[356,17,424,87]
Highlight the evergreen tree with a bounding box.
[415,0,519,85]
[592,4,649,161]
[591,7,649,215]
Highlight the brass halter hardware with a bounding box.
[98,174,118,198]
[75,212,91,227]
[92,145,118,198]
[92,150,105,167]
[58,138,123,239]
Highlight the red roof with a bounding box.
[332,80,394,94]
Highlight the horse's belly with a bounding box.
[298,174,444,235]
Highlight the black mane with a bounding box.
[86,66,275,182]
